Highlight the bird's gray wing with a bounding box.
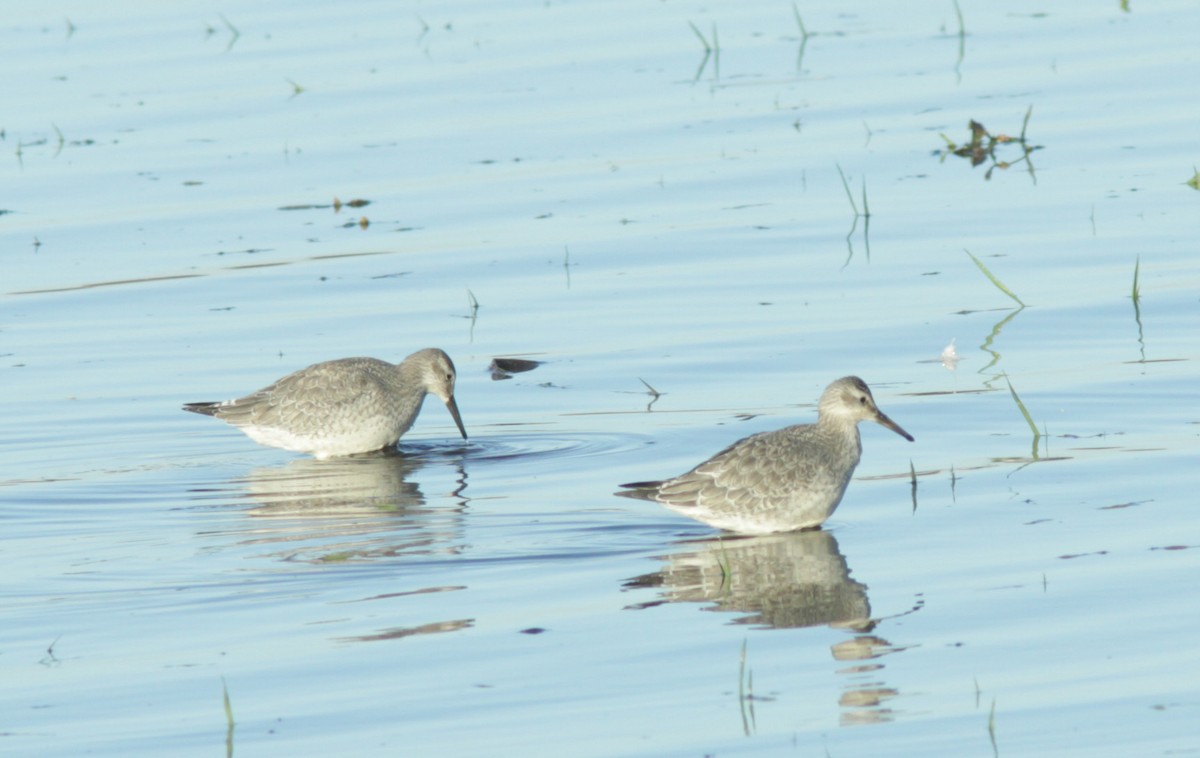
[655,428,814,512]
[215,359,391,431]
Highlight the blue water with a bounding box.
[4,2,1200,755]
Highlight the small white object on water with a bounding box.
[940,339,960,371]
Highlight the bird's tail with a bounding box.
[182,401,221,417]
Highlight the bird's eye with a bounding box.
[859,396,868,405]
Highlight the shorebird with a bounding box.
[617,376,912,534]
[183,348,466,458]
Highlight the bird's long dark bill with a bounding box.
[876,411,914,442]
[445,396,468,439]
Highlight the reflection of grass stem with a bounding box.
[977,306,1023,375]
[465,289,480,342]
[688,21,719,80]
[638,378,663,411]
[1019,105,1033,141]
[987,698,998,758]
[838,165,871,264]
[1003,373,1041,459]
[910,460,918,514]
[711,24,720,74]
[1131,255,1145,360]
[792,5,809,69]
[716,536,731,587]
[463,290,477,340]
[952,0,966,78]
[966,250,1025,307]
[40,635,62,666]
[738,640,756,736]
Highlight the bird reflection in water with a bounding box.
[623,530,915,725]
[188,450,474,644]
[197,450,469,563]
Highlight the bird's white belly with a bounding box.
[241,423,396,458]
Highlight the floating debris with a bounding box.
[333,197,371,212]
[935,106,1041,181]
[278,197,372,212]
[490,357,542,381]
[940,338,960,371]
[916,338,961,371]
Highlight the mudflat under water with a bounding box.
[4,2,1200,756]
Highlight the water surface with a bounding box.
[4,2,1200,756]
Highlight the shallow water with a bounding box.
[4,2,1200,756]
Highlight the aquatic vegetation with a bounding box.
[837,163,870,220]
[222,678,235,727]
[1003,372,1042,460]
[1131,255,1141,305]
[205,14,240,51]
[688,21,719,80]
[937,106,1040,181]
[966,250,1025,307]
[838,164,872,263]
[1131,255,1145,360]
[792,4,812,69]
[223,677,236,758]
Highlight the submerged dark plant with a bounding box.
[936,106,1041,182]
